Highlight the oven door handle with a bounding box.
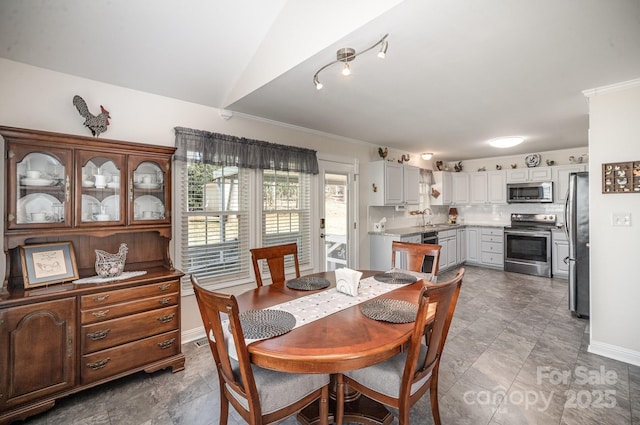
[504,230,550,238]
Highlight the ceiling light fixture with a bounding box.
[313,34,389,90]
[489,136,524,148]
[421,153,433,160]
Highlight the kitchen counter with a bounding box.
[369,222,506,237]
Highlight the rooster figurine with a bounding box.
[73,95,111,137]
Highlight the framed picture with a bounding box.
[20,242,79,289]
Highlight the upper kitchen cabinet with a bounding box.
[506,167,552,183]
[369,161,420,206]
[451,173,469,204]
[431,171,453,205]
[467,170,506,205]
[552,164,587,203]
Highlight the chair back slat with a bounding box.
[391,241,441,279]
[250,243,300,287]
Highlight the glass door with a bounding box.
[7,143,72,230]
[129,155,170,224]
[318,160,357,271]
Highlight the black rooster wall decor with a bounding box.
[73,95,111,137]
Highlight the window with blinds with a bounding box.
[261,170,312,269]
[179,162,251,288]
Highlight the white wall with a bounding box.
[0,58,378,338]
[585,79,640,366]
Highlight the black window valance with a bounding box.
[174,127,319,174]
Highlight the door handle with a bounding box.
[320,233,325,239]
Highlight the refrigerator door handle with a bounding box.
[568,258,577,311]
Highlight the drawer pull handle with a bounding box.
[92,310,110,318]
[157,338,175,350]
[92,295,110,302]
[87,329,111,340]
[158,297,172,305]
[157,313,176,324]
[159,283,172,291]
[87,358,111,370]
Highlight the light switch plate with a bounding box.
[612,212,632,226]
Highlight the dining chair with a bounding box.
[391,241,442,282]
[191,275,329,425]
[335,268,464,425]
[250,242,300,287]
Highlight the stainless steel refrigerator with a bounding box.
[564,172,589,318]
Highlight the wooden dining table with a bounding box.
[234,270,434,425]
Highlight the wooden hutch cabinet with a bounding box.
[0,127,185,424]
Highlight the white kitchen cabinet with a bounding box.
[457,227,467,264]
[370,233,421,271]
[552,164,587,204]
[466,226,503,269]
[466,227,481,263]
[451,173,469,204]
[437,229,458,271]
[506,167,552,183]
[469,172,488,204]
[431,171,453,205]
[552,230,569,278]
[369,161,420,206]
[487,170,507,204]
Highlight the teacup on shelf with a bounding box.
[26,170,41,179]
[94,213,110,221]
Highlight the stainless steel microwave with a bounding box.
[507,181,553,203]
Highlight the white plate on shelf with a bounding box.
[101,195,120,221]
[17,193,59,223]
[21,177,56,187]
[134,195,164,219]
[82,195,101,221]
[134,182,161,190]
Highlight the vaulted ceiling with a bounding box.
[1,0,639,160]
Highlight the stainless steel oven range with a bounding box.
[504,213,558,278]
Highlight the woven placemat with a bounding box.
[360,298,418,323]
[373,272,417,285]
[236,309,296,339]
[286,276,330,291]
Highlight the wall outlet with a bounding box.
[612,212,632,227]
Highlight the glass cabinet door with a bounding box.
[75,151,126,227]
[7,143,72,230]
[129,155,170,224]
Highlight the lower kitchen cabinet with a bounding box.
[552,230,569,278]
[370,233,421,271]
[437,229,458,271]
[466,226,504,269]
[0,271,185,424]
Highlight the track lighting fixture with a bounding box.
[313,34,389,90]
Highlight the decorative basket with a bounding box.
[95,243,128,278]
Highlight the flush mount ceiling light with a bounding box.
[313,34,389,90]
[421,153,433,160]
[489,136,524,148]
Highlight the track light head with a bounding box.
[378,41,388,59]
[313,75,323,90]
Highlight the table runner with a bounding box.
[216,269,431,359]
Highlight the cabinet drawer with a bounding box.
[481,234,502,243]
[438,229,457,239]
[81,280,179,309]
[481,252,503,266]
[81,292,178,324]
[81,330,180,385]
[481,241,503,254]
[81,306,178,353]
[481,228,503,237]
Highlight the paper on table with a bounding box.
[335,267,363,297]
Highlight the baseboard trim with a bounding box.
[182,326,206,344]
[588,340,640,367]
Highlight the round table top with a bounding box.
[236,270,432,374]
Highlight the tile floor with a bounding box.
[14,266,640,425]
